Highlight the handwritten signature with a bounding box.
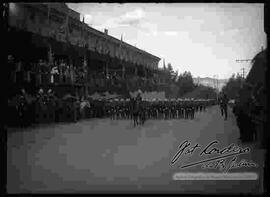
[171,140,258,172]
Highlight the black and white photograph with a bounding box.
[3,2,269,194]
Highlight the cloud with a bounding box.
[93,8,146,30]
[83,14,93,24]
[118,8,145,26]
[164,31,178,36]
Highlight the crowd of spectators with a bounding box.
[8,54,166,97]
[8,55,88,87]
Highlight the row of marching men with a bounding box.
[7,88,216,127]
[7,88,82,127]
[7,88,117,127]
[104,98,216,121]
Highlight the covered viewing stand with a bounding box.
[8,27,157,98]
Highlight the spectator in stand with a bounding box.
[70,64,75,84]
[43,60,50,84]
[50,64,59,84]
[65,65,71,83]
[36,59,43,85]
[83,66,88,83]
[36,88,45,108]
[63,61,68,83]
[59,59,65,83]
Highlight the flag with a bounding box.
[48,45,53,65]
[119,34,123,60]
[163,58,166,70]
[81,21,85,47]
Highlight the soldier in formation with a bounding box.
[7,88,216,127]
[104,97,215,123]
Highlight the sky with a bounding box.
[67,3,266,79]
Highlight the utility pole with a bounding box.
[240,67,246,79]
[235,59,252,82]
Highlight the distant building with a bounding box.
[193,77,227,91]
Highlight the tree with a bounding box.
[161,62,175,84]
[183,84,217,99]
[221,73,243,99]
[176,71,195,97]
[167,63,173,73]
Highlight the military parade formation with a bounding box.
[7,87,216,127]
[4,3,267,147]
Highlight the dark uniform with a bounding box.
[219,94,229,120]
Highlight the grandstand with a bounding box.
[7,3,162,98]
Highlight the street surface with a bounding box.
[7,105,265,194]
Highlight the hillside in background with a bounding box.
[193,77,228,91]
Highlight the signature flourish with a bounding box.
[171,140,257,172]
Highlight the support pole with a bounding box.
[122,63,125,79]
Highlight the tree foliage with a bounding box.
[183,84,217,99]
[176,71,195,97]
[221,73,243,99]
[160,63,216,99]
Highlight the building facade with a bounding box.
[7,3,161,97]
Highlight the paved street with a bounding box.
[7,105,265,194]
